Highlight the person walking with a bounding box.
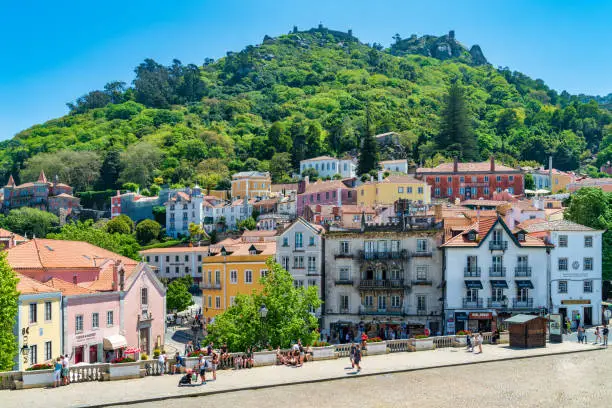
[466,332,473,352]
[476,332,483,354]
[211,351,219,380]
[565,318,572,335]
[349,342,356,369]
[53,357,62,388]
[353,344,362,372]
[158,351,166,375]
[577,326,584,343]
[603,324,609,347]
[198,354,208,384]
[575,312,581,331]
[593,326,601,345]
[62,354,70,385]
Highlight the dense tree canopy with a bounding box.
[0,253,18,371]
[0,208,59,238]
[2,28,610,192]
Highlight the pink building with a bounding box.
[296,178,357,216]
[7,239,166,363]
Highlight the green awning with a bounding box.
[490,280,508,288]
[465,280,483,289]
[515,280,534,289]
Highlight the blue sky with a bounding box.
[1,0,610,140]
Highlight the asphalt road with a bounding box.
[128,349,612,408]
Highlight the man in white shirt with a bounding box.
[62,354,70,385]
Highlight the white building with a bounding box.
[300,156,356,179]
[165,187,205,238]
[521,220,603,327]
[380,159,408,174]
[276,218,325,316]
[442,217,549,334]
[139,246,209,284]
[323,229,444,342]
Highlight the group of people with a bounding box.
[465,331,484,354]
[579,324,609,346]
[52,354,71,388]
[348,343,363,372]
[276,340,312,367]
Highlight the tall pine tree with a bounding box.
[436,81,479,161]
[357,107,380,176]
[0,252,18,371]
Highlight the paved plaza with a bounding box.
[1,341,607,407]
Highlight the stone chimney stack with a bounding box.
[490,156,495,172]
[453,157,458,173]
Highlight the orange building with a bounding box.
[201,238,276,321]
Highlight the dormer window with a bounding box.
[517,232,525,241]
[467,232,476,241]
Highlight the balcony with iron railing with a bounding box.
[514,266,532,277]
[512,298,534,309]
[464,267,481,277]
[489,240,508,251]
[334,252,354,259]
[487,298,508,308]
[307,268,320,276]
[359,250,407,261]
[359,279,405,289]
[359,306,404,316]
[412,250,433,257]
[411,279,433,286]
[462,297,484,308]
[335,279,354,286]
[489,267,506,277]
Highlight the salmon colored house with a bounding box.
[7,239,166,363]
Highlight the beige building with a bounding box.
[357,174,431,207]
[231,172,271,199]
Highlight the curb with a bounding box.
[80,347,606,408]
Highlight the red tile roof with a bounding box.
[7,239,137,271]
[417,161,518,173]
[442,217,548,247]
[45,277,96,296]
[17,274,60,295]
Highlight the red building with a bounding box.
[416,157,523,200]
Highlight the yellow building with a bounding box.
[231,171,271,199]
[15,274,62,370]
[201,239,276,321]
[357,174,431,206]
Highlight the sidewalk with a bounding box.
[2,342,605,408]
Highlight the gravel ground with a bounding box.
[132,350,612,408]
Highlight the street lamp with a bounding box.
[259,304,268,349]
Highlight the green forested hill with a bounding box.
[1,27,611,192]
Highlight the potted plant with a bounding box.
[310,341,336,360]
[413,334,435,351]
[22,363,55,388]
[364,337,387,355]
[109,357,141,380]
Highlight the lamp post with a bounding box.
[259,304,268,349]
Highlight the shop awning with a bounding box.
[515,280,534,289]
[103,335,127,350]
[490,280,508,288]
[465,280,483,289]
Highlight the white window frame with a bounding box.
[230,270,238,284]
[92,312,99,329]
[107,311,114,327]
[558,281,568,293]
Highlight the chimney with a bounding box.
[453,157,458,173]
[490,156,495,172]
[377,171,383,182]
[337,188,342,207]
[434,204,442,220]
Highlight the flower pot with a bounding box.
[22,369,55,389]
[311,346,336,360]
[109,362,141,380]
[364,341,387,355]
[413,338,434,351]
[253,350,276,367]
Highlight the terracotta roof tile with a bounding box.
[0,228,26,241]
[45,277,96,296]
[417,161,518,173]
[302,180,354,194]
[17,274,60,295]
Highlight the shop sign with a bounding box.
[455,312,468,321]
[549,314,562,336]
[469,312,492,320]
[561,299,590,305]
[74,331,99,346]
[446,318,455,335]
